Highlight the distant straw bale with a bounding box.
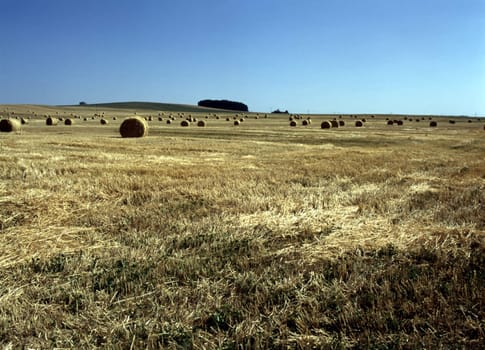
[430,121,437,127]
[234,120,240,126]
[181,120,190,127]
[100,119,108,125]
[321,121,331,129]
[290,120,297,127]
[119,117,148,138]
[64,118,74,125]
[339,120,345,127]
[46,117,58,126]
[355,120,363,127]
[197,120,206,127]
[0,118,21,132]
[330,120,339,128]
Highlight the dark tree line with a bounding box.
[198,99,248,112]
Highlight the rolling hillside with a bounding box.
[69,101,233,113]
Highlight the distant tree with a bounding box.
[198,99,248,112]
[79,101,87,105]
[271,109,289,114]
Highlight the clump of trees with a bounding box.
[272,109,289,114]
[198,99,248,112]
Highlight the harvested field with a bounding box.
[0,104,484,349]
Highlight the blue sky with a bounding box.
[1,0,484,115]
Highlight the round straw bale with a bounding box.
[166,119,172,124]
[330,120,339,128]
[396,120,403,125]
[234,120,240,126]
[158,117,163,121]
[301,120,308,126]
[449,120,455,124]
[0,118,21,132]
[181,120,190,127]
[290,120,297,127]
[429,121,437,127]
[100,118,108,125]
[321,121,331,129]
[46,117,59,126]
[197,120,206,127]
[226,117,231,121]
[64,118,74,125]
[387,120,394,125]
[119,117,148,138]
[21,117,28,125]
[339,120,345,127]
[355,120,363,127]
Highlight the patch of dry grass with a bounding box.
[0,105,484,348]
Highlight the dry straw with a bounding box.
[197,120,206,127]
[100,119,108,125]
[181,120,190,127]
[290,120,297,127]
[119,117,148,138]
[46,117,59,126]
[321,121,331,129]
[330,120,339,128]
[355,120,363,127]
[0,118,21,132]
[64,118,74,125]
[430,121,437,127]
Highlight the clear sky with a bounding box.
[1,0,484,115]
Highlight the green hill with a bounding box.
[71,101,232,113]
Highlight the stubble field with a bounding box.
[0,104,484,349]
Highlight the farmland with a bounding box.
[0,104,484,349]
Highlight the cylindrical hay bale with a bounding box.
[166,119,172,124]
[301,120,308,126]
[21,118,28,125]
[100,118,108,125]
[226,117,231,121]
[158,117,163,121]
[355,120,363,127]
[0,119,21,132]
[181,120,190,127]
[234,120,240,126]
[64,118,74,125]
[429,121,437,127]
[119,117,148,138]
[321,121,331,129]
[396,120,403,126]
[113,117,117,120]
[290,120,297,127]
[339,120,345,127]
[387,120,394,125]
[46,117,59,126]
[330,120,339,128]
[197,120,206,127]
[449,120,455,124]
